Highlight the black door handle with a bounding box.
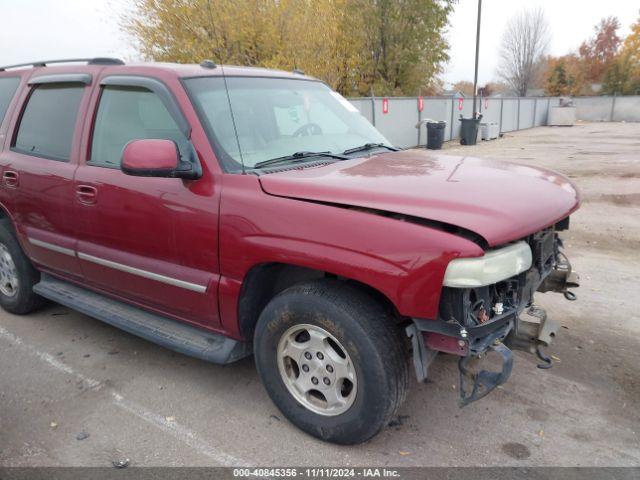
[76,185,98,205]
[2,170,18,188]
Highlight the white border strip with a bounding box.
[77,252,207,293]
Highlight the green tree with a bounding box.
[546,60,569,96]
[357,0,455,96]
[602,61,624,94]
[542,55,584,96]
[122,0,455,96]
[602,53,640,95]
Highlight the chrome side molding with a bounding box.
[28,237,76,257]
[27,236,207,293]
[77,252,208,293]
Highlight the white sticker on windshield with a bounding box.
[329,90,359,113]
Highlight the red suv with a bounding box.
[0,58,579,444]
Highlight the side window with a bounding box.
[13,83,84,161]
[0,77,21,126]
[90,86,186,168]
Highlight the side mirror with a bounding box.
[122,139,192,178]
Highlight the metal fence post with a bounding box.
[499,98,504,133]
[532,98,537,127]
[516,97,521,130]
[417,98,422,146]
[449,98,455,141]
[610,93,617,122]
[370,96,376,127]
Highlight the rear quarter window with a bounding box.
[0,77,21,126]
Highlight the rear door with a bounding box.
[0,74,91,278]
[0,74,23,213]
[73,75,222,330]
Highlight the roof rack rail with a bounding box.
[0,57,125,72]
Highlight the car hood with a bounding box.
[257,150,580,247]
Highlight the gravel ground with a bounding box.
[0,122,638,467]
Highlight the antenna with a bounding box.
[220,65,246,175]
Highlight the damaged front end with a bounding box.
[406,218,579,406]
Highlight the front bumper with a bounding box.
[406,304,561,406]
[406,230,579,406]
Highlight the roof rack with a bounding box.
[0,57,125,72]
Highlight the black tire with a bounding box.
[0,219,45,314]
[254,279,409,444]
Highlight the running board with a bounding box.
[34,274,251,364]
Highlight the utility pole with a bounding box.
[472,0,482,119]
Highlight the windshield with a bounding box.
[185,76,392,171]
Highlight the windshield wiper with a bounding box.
[254,151,348,169]
[342,143,400,155]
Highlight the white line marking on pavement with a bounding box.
[111,392,242,466]
[0,326,99,388]
[0,326,245,466]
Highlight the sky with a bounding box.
[443,0,639,87]
[1,0,638,88]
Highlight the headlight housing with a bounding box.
[443,241,532,288]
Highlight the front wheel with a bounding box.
[254,280,409,444]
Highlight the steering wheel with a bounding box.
[293,123,323,137]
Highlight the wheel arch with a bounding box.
[237,262,402,340]
[0,202,18,231]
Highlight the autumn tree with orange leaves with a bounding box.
[543,14,640,96]
[602,14,640,94]
[122,0,455,97]
[579,16,622,84]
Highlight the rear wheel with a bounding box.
[254,280,408,444]
[0,219,45,314]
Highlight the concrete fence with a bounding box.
[347,95,640,149]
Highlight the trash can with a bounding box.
[459,115,483,145]
[426,121,446,150]
[480,122,499,140]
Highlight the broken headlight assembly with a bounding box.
[407,224,580,406]
[443,241,533,288]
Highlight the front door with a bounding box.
[73,78,221,330]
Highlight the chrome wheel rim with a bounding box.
[277,323,357,416]
[0,243,18,297]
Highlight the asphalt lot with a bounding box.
[0,122,638,467]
